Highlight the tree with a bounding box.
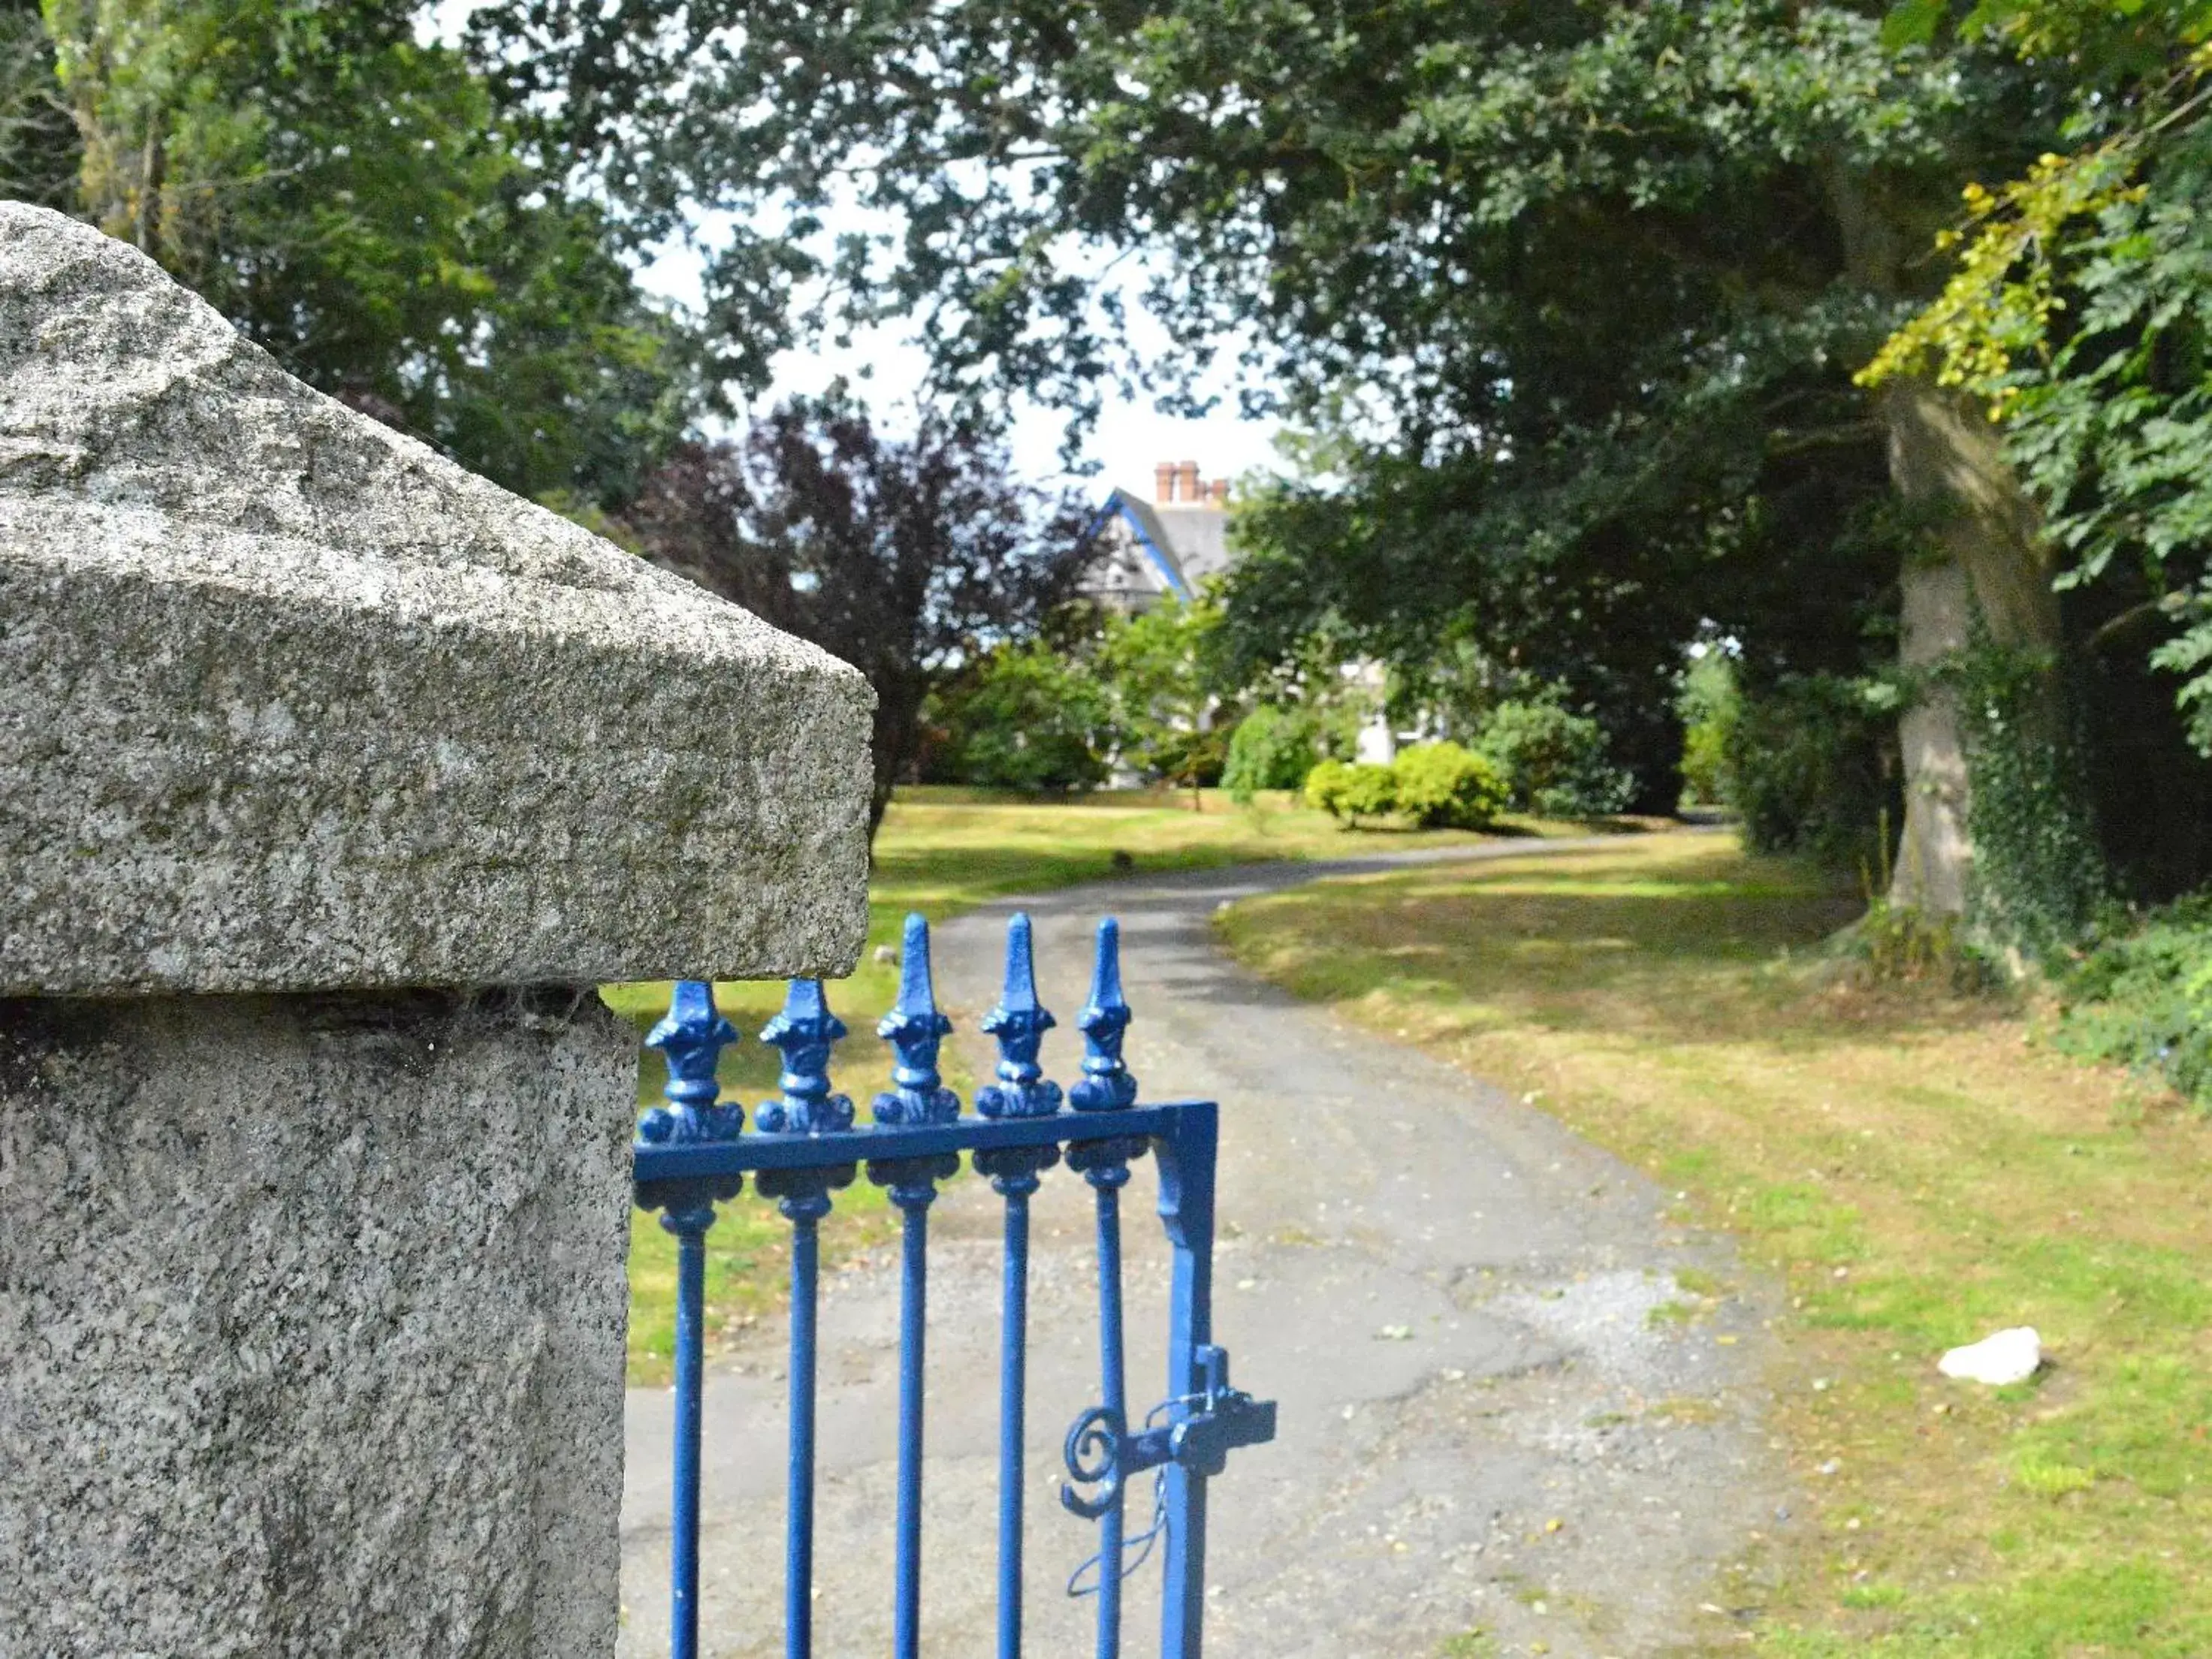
[623,397,1091,835]
[1862,1,2212,903]
[1222,704,1320,801]
[27,0,694,507]
[1093,593,1229,808]
[923,638,1112,793]
[485,0,2100,918]
[1,0,75,206]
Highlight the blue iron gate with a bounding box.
[631,910,1276,1659]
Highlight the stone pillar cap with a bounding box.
[1,204,873,995]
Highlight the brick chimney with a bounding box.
[1154,461,1177,503]
[1178,459,1200,502]
[1208,478,1230,508]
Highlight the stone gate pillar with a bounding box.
[0,204,873,1654]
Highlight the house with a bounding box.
[1081,458,1235,611]
[1082,459,1402,765]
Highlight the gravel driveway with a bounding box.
[620,842,1780,1658]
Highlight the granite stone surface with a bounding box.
[0,201,874,995]
[0,988,635,1657]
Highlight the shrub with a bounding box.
[922,640,1109,792]
[1390,741,1507,829]
[1224,705,1320,802]
[1680,719,1730,807]
[2052,897,2212,1106]
[1474,699,1635,817]
[1305,759,1399,825]
[1142,723,1233,793]
[1721,674,1894,867]
[1677,649,1737,807]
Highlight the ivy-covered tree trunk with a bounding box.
[1830,165,2074,921]
[1877,377,2063,917]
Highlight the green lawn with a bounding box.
[1216,831,2212,1657]
[613,786,1579,1381]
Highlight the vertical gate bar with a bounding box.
[871,918,964,1659]
[1070,917,1144,1659]
[755,977,860,1659]
[990,1166,1040,1659]
[974,915,1065,1654]
[890,1187,934,1659]
[1092,1172,1130,1659]
[1156,1102,1219,1659]
[637,979,743,1659]
[670,1214,710,1659]
[784,1197,830,1659]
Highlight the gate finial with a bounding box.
[976,912,1064,1118]
[638,979,744,1144]
[756,979,856,1133]
[1070,918,1138,1112]
[873,914,960,1124]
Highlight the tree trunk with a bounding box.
[1827,162,2069,918]
[866,673,927,845]
[1876,379,2061,915]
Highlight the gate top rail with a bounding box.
[634,1101,1201,1181]
[632,909,1195,1190]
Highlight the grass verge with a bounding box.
[1215,831,2212,1657]
[614,787,1583,1383]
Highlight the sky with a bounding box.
[416,0,1284,500]
[635,226,1287,505]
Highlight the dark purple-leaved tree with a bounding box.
[626,395,1091,838]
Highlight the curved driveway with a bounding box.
[621,839,1779,1658]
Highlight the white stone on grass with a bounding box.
[1938,1326,2042,1386]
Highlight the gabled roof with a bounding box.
[1086,490,1196,599]
[1151,502,1233,587]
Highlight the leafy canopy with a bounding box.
[27,0,694,503]
[622,397,1092,832]
[1863,0,2212,748]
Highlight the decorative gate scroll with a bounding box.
[631,912,1276,1659]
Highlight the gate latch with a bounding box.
[1061,1345,1278,1519]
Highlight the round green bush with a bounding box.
[1720,673,1893,865]
[1390,741,1507,829]
[923,640,1109,792]
[1224,705,1320,802]
[1305,759,1399,825]
[1474,699,1634,817]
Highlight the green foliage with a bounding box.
[1094,595,1230,796]
[2054,895,2212,1105]
[488,0,2048,828]
[1722,674,1897,867]
[923,641,1109,795]
[1857,147,2147,417]
[1222,704,1320,803]
[1,0,76,205]
[1390,742,1507,831]
[31,0,694,506]
[1949,635,2111,955]
[2005,122,2212,755]
[1869,4,2212,756]
[1474,699,1635,819]
[1305,760,1399,827]
[1678,648,1741,807]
